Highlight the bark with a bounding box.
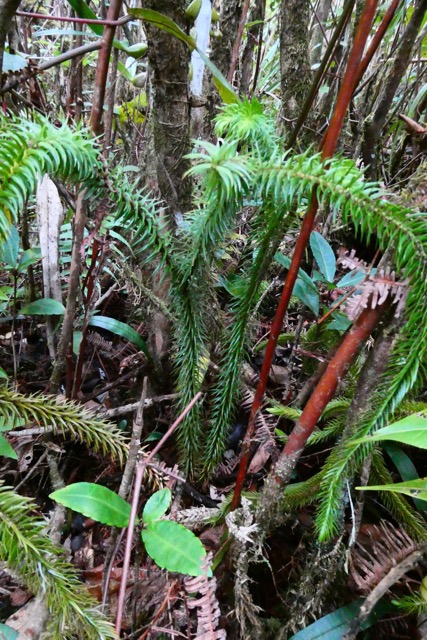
[0,0,21,76]
[310,0,332,68]
[145,0,192,215]
[240,0,265,95]
[362,0,427,178]
[279,0,312,139]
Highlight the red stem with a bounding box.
[115,391,202,634]
[353,0,402,90]
[227,0,251,83]
[270,303,386,487]
[231,0,379,510]
[16,10,132,27]
[90,0,124,136]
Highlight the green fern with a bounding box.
[0,483,117,639]
[0,115,99,239]
[0,387,128,464]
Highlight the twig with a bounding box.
[115,391,203,634]
[102,393,179,418]
[137,580,179,640]
[343,544,427,639]
[16,10,132,27]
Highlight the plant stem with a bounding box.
[115,391,202,634]
[256,301,387,533]
[232,0,379,510]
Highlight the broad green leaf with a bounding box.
[336,268,376,288]
[293,279,319,316]
[129,8,237,103]
[89,316,150,359]
[0,434,17,460]
[356,478,427,502]
[21,298,65,315]
[50,482,131,527]
[0,623,19,640]
[114,41,148,58]
[0,225,19,267]
[384,442,427,515]
[274,252,316,288]
[289,599,393,639]
[327,312,352,332]
[310,231,336,282]
[3,51,28,72]
[351,415,427,448]
[143,489,172,524]
[142,520,208,576]
[73,330,83,356]
[0,367,8,380]
[66,0,103,35]
[18,248,42,272]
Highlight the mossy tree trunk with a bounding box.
[279,0,312,142]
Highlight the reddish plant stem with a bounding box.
[115,391,202,634]
[16,10,132,27]
[227,0,251,83]
[256,302,387,530]
[231,0,379,511]
[353,0,402,90]
[90,0,124,136]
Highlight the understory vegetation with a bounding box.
[1,0,427,638]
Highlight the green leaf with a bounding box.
[336,268,376,288]
[0,225,19,267]
[357,478,427,502]
[0,367,8,380]
[351,415,427,448]
[128,8,237,103]
[293,279,319,316]
[143,489,171,524]
[0,434,17,460]
[66,0,103,35]
[289,598,393,639]
[0,623,19,640]
[17,248,41,272]
[21,298,66,315]
[114,41,148,58]
[310,231,336,282]
[3,51,28,72]
[89,316,150,358]
[50,482,131,527]
[327,312,352,332]
[384,442,427,515]
[142,520,208,576]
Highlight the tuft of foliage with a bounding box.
[0,483,118,639]
[0,115,99,240]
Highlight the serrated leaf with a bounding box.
[351,415,427,448]
[0,434,17,460]
[21,298,65,315]
[3,51,28,72]
[143,489,171,524]
[142,520,208,576]
[357,478,427,502]
[89,315,150,359]
[310,231,336,282]
[50,482,131,527]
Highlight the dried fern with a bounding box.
[185,553,226,639]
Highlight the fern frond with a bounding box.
[0,387,128,464]
[0,115,99,239]
[0,484,117,639]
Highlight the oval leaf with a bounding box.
[352,415,427,448]
[21,298,65,315]
[50,482,130,527]
[143,488,172,524]
[89,315,150,358]
[0,434,17,460]
[142,520,207,576]
[310,231,336,282]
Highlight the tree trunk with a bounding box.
[145,0,192,216]
[280,0,312,140]
[0,0,21,76]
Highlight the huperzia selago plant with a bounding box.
[1,97,427,635]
